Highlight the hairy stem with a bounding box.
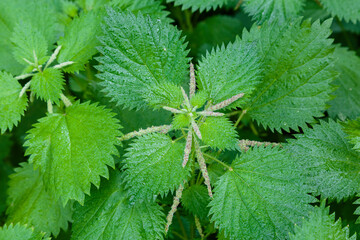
[194,138,213,198]
[194,215,204,239]
[238,139,282,152]
[165,182,185,234]
[60,93,72,107]
[118,125,172,141]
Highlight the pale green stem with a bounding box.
[203,153,232,171]
[60,93,72,107]
[234,109,247,128]
[47,100,53,114]
[19,81,31,98]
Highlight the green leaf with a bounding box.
[209,147,315,240]
[24,101,122,205]
[76,0,170,21]
[111,0,170,21]
[287,120,360,201]
[57,11,103,73]
[328,47,360,120]
[31,68,65,103]
[181,185,210,221]
[343,117,360,152]
[72,171,165,240]
[11,21,48,66]
[171,114,190,130]
[290,202,356,240]
[0,0,60,75]
[97,10,189,110]
[197,39,262,109]
[166,0,228,12]
[6,162,72,237]
[320,0,360,23]
[0,224,49,240]
[199,117,238,150]
[243,0,306,24]
[243,19,336,132]
[0,71,28,134]
[123,133,191,201]
[187,15,244,58]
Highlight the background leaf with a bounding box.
[343,117,360,152]
[243,0,306,24]
[328,47,360,120]
[0,223,49,240]
[290,202,356,240]
[181,185,210,221]
[166,0,228,12]
[319,0,360,23]
[6,163,72,237]
[57,11,103,73]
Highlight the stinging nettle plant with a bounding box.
[0,0,360,239]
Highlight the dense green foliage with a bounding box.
[0,0,360,239]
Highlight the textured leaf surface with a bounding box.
[328,47,360,120]
[11,21,48,66]
[320,0,360,23]
[6,163,72,236]
[166,0,228,12]
[58,11,102,73]
[243,0,305,24]
[343,117,360,152]
[72,171,165,240]
[290,202,355,240]
[77,0,169,21]
[97,10,189,110]
[24,101,121,205]
[243,19,336,132]
[123,133,191,201]
[111,0,170,21]
[209,147,315,239]
[287,120,360,201]
[199,117,238,150]
[0,224,48,240]
[181,185,210,221]
[31,68,64,103]
[197,39,262,108]
[0,71,28,134]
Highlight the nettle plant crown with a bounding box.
[0,0,360,240]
